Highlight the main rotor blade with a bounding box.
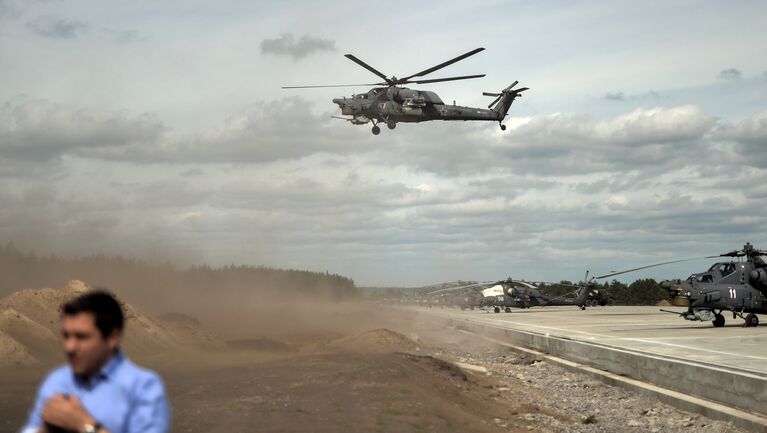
[400,47,485,81]
[425,281,495,295]
[593,256,719,280]
[410,74,486,84]
[344,54,392,85]
[282,83,384,89]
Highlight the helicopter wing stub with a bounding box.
[344,54,393,85]
[410,74,486,84]
[400,47,485,81]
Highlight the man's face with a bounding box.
[61,313,120,377]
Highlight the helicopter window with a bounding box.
[696,275,713,283]
[718,263,736,276]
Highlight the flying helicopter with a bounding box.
[282,47,528,135]
[661,242,767,327]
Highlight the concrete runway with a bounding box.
[419,305,767,375]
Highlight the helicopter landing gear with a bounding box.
[493,306,500,313]
[387,121,396,130]
[371,125,381,135]
[712,313,725,328]
[499,123,506,131]
[504,307,511,313]
[745,313,759,327]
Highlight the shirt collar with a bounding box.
[100,349,125,379]
[74,349,125,387]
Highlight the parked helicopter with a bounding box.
[423,259,702,313]
[661,243,767,327]
[282,47,527,135]
[426,274,608,313]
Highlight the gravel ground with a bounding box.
[433,343,747,433]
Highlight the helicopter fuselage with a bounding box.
[479,280,595,312]
[664,258,767,326]
[333,86,504,128]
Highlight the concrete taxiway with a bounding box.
[421,305,767,374]
[412,305,767,431]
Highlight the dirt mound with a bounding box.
[157,313,224,351]
[656,299,672,306]
[0,307,60,361]
[0,329,38,366]
[226,338,293,352]
[0,280,224,366]
[328,328,421,353]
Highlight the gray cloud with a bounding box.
[375,105,718,177]
[82,97,370,164]
[260,33,335,60]
[114,29,139,44]
[718,68,743,81]
[0,97,165,161]
[2,97,723,179]
[26,16,88,38]
[0,0,22,20]
[604,90,660,102]
[714,110,767,167]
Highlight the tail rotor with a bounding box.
[483,81,529,130]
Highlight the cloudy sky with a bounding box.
[1,0,766,286]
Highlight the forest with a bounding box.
[0,242,359,304]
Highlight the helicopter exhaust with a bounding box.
[749,268,767,287]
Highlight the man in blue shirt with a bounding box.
[21,290,171,433]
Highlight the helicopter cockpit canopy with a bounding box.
[708,262,736,277]
[687,273,713,283]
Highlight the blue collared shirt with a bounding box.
[21,351,170,433]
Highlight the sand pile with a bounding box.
[328,328,421,353]
[0,280,223,367]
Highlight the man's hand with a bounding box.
[42,394,96,433]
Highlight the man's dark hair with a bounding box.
[62,290,124,338]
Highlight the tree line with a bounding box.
[539,278,669,305]
[0,242,358,303]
